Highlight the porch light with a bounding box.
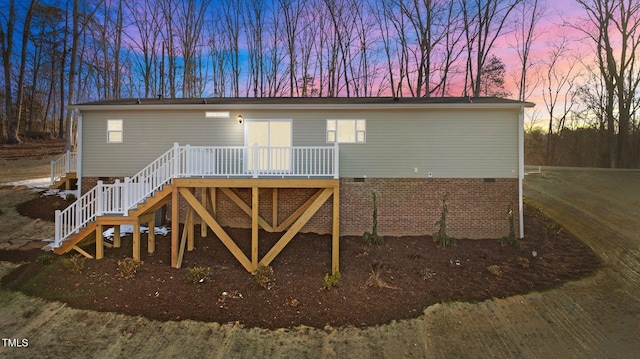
[236,114,244,124]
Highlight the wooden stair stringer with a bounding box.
[53,222,98,255]
[126,184,174,219]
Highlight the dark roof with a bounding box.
[74,96,534,108]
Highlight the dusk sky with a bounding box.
[0,0,628,130]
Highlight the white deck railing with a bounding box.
[53,143,338,249]
[50,151,77,185]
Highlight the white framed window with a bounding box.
[327,119,366,143]
[107,119,123,143]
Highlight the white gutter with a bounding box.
[518,106,525,239]
[75,108,83,194]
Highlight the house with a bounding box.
[52,97,534,273]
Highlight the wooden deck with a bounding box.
[57,178,340,275]
[53,144,340,274]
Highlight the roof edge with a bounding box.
[71,97,535,111]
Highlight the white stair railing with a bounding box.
[50,151,77,185]
[53,143,338,249]
[53,144,181,249]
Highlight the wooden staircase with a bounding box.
[50,173,77,190]
[54,184,174,256]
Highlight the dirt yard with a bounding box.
[1,144,639,357]
[1,202,598,330]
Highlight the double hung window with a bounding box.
[326,119,366,143]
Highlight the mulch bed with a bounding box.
[1,200,600,330]
[16,192,76,221]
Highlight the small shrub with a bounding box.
[487,265,502,276]
[186,266,212,283]
[117,257,143,279]
[498,204,520,247]
[363,192,383,245]
[64,192,77,201]
[36,253,53,265]
[365,260,395,289]
[433,195,455,247]
[543,220,562,240]
[323,271,342,289]
[253,264,275,290]
[62,254,86,274]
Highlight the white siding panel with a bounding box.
[80,107,520,179]
[337,108,519,178]
[82,110,244,177]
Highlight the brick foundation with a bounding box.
[81,177,519,239]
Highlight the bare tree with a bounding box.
[65,0,103,150]
[541,37,581,165]
[175,0,211,98]
[280,0,304,96]
[321,0,353,96]
[348,0,384,97]
[574,0,640,168]
[370,0,400,97]
[0,0,17,143]
[218,0,242,97]
[125,0,162,98]
[158,0,177,98]
[397,0,453,97]
[297,1,320,97]
[510,0,546,101]
[0,0,37,143]
[461,0,522,97]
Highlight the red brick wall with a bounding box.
[339,178,518,239]
[81,177,519,239]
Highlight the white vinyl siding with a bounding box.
[338,109,519,178]
[80,107,520,179]
[82,110,243,177]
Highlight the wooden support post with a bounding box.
[171,186,179,268]
[332,187,340,274]
[96,224,103,260]
[272,188,278,229]
[210,187,216,219]
[252,186,259,271]
[176,207,195,268]
[177,212,190,268]
[201,188,208,237]
[187,207,195,251]
[148,216,156,254]
[133,222,140,261]
[113,225,121,248]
